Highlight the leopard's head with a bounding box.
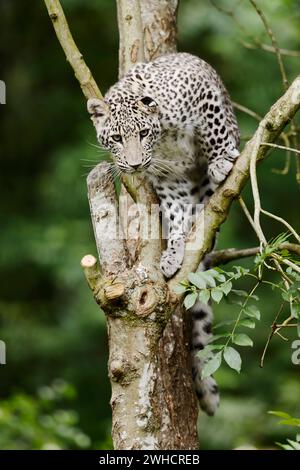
[87,95,161,173]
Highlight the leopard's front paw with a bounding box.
[160,241,185,278]
[208,159,233,185]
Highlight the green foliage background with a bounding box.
[0,0,299,449]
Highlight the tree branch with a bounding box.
[232,101,262,121]
[44,0,102,100]
[249,0,288,91]
[209,243,300,266]
[241,41,300,58]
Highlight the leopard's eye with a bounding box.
[140,129,149,139]
[112,134,122,143]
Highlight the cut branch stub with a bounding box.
[104,281,125,300]
[80,254,102,291]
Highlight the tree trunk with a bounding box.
[83,0,199,450]
[84,156,198,449]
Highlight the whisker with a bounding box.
[86,140,107,151]
[151,158,184,178]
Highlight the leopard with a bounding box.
[87,52,240,416]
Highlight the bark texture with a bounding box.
[140,0,178,61]
[84,161,198,449]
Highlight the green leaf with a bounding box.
[277,443,295,450]
[243,305,261,320]
[232,266,249,279]
[200,271,216,287]
[196,344,224,359]
[213,319,235,329]
[251,294,259,301]
[201,352,222,379]
[279,418,300,427]
[209,333,230,343]
[232,333,253,347]
[228,298,244,307]
[281,290,291,302]
[188,272,207,289]
[220,280,232,295]
[223,347,242,373]
[205,269,221,278]
[268,410,291,419]
[239,319,256,329]
[230,289,259,300]
[184,292,198,310]
[211,288,223,303]
[291,302,300,319]
[230,289,248,297]
[214,273,226,283]
[198,289,210,304]
[173,284,187,295]
[286,439,300,450]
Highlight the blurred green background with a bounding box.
[0,0,299,450]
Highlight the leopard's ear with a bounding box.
[138,96,159,113]
[87,98,109,125]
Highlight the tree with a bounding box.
[44,0,300,450]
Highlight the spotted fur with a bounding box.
[88,53,240,415]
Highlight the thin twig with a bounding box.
[274,331,288,341]
[241,41,300,58]
[262,141,300,156]
[249,0,288,91]
[226,282,260,348]
[209,243,300,266]
[273,254,300,275]
[249,126,267,246]
[272,133,291,175]
[248,0,300,185]
[272,256,293,286]
[232,101,262,121]
[238,197,258,236]
[248,1,300,185]
[261,209,300,243]
[260,303,284,367]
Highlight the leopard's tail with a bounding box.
[189,299,220,415]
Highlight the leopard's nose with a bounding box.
[130,163,142,170]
